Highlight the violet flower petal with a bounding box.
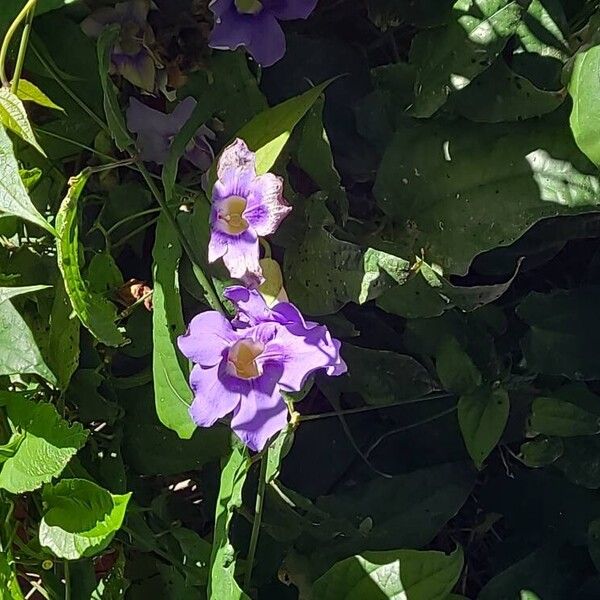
[113,51,156,91]
[189,364,242,427]
[244,173,291,237]
[216,138,256,181]
[177,311,238,366]
[230,363,287,451]
[265,0,318,20]
[221,230,262,282]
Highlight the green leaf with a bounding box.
[312,546,464,600]
[266,426,295,483]
[517,287,600,380]
[520,436,564,467]
[284,197,409,315]
[0,299,55,383]
[529,397,600,437]
[91,547,129,599]
[39,478,131,560]
[208,447,251,600]
[555,436,600,489]
[458,386,509,468]
[374,117,600,275]
[436,336,481,395]
[96,26,135,152]
[0,124,54,234]
[0,396,87,493]
[569,45,600,166]
[47,277,80,390]
[56,172,126,347]
[367,0,453,29]
[14,79,64,112]
[0,550,24,600]
[0,0,78,38]
[517,0,569,61]
[588,519,600,572]
[152,213,194,439]
[410,0,525,117]
[0,88,45,155]
[325,344,437,406]
[0,284,50,304]
[236,79,330,174]
[453,58,564,122]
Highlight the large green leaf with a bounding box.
[0,124,54,234]
[529,397,600,437]
[458,386,509,468]
[0,551,23,600]
[569,45,600,166]
[312,546,464,600]
[374,117,600,275]
[410,0,525,117]
[517,287,600,380]
[56,172,126,347]
[367,0,453,29]
[235,79,330,174]
[284,197,409,315]
[0,0,77,38]
[0,299,55,383]
[312,462,474,569]
[517,0,569,61]
[207,447,251,600]
[325,344,437,406]
[39,478,131,560]
[0,396,87,493]
[0,88,45,154]
[0,284,50,304]
[152,213,194,439]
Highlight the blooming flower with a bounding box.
[178,286,346,451]
[81,0,157,91]
[209,0,318,67]
[209,139,291,284]
[126,97,215,170]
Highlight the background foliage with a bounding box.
[2,0,600,598]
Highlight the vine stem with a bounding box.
[134,160,225,314]
[11,0,36,93]
[0,0,38,88]
[243,450,268,592]
[63,561,71,600]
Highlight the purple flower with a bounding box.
[209,0,318,67]
[209,139,291,284]
[81,0,157,91]
[178,286,346,451]
[126,97,215,170]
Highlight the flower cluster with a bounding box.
[178,286,346,451]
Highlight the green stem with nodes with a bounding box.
[243,451,268,592]
[11,0,36,93]
[134,160,225,314]
[0,0,38,88]
[63,561,71,600]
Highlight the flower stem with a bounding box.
[134,160,225,314]
[10,0,36,94]
[63,561,71,600]
[243,450,268,592]
[0,0,38,88]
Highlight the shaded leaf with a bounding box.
[529,397,600,437]
[410,0,525,117]
[520,436,564,467]
[56,172,126,347]
[152,213,194,439]
[39,478,131,560]
[436,336,481,395]
[284,197,409,315]
[458,386,509,468]
[0,396,87,493]
[313,546,464,600]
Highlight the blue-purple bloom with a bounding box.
[209,139,291,284]
[81,0,157,91]
[126,97,215,170]
[209,0,318,67]
[178,286,346,451]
